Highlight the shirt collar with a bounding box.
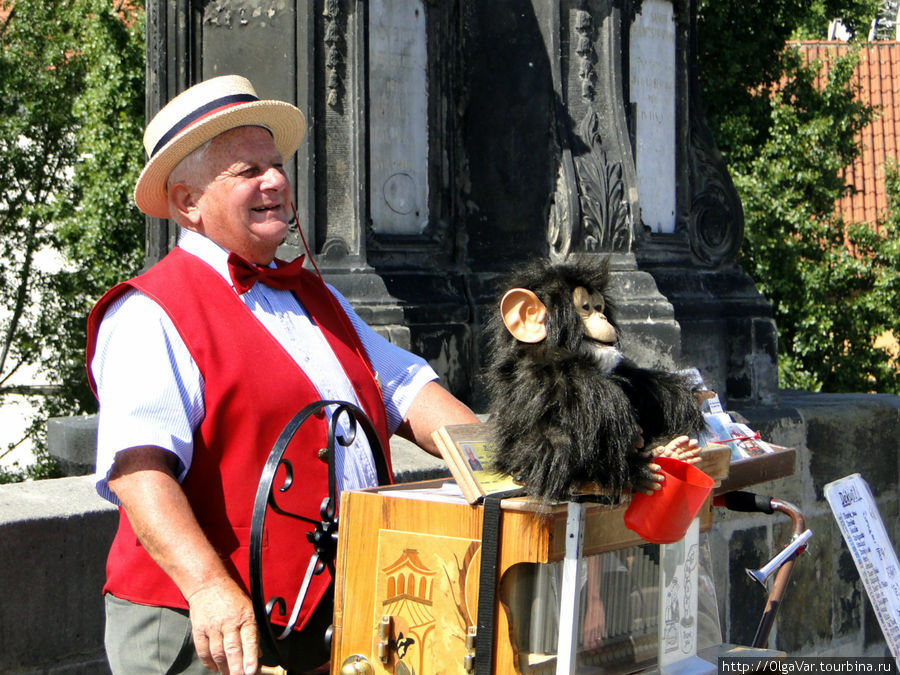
[177,228,277,288]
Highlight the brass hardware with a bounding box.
[317,447,328,461]
[465,625,476,650]
[340,654,374,675]
[465,625,477,672]
[377,615,392,664]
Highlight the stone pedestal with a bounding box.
[648,262,778,405]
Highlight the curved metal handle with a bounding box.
[715,491,808,648]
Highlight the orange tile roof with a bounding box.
[792,40,900,226]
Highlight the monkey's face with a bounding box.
[573,286,616,348]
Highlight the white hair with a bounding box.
[167,138,213,191]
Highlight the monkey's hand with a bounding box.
[651,435,701,464]
[628,449,661,496]
[632,426,644,451]
[631,436,701,495]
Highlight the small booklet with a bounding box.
[431,423,521,504]
[700,400,776,461]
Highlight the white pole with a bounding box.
[556,501,586,675]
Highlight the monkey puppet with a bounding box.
[484,257,706,503]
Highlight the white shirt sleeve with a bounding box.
[91,289,204,505]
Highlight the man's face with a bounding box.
[188,125,292,263]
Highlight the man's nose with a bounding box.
[260,166,288,190]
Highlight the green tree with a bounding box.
[0,0,145,481]
[698,1,900,393]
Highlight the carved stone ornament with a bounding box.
[548,110,632,257]
[548,157,579,261]
[323,0,344,107]
[574,9,596,101]
[687,105,743,265]
[202,0,282,28]
[575,110,631,252]
[547,1,635,259]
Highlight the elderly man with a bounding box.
[87,75,479,675]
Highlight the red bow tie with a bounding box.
[227,252,306,294]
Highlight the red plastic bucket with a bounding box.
[624,456,714,544]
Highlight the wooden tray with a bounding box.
[714,445,796,494]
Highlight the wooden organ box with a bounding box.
[329,439,794,674]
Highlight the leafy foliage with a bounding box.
[698,0,900,393]
[0,0,145,481]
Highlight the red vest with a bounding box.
[85,248,392,631]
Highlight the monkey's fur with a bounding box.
[484,257,705,502]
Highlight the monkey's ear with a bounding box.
[500,288,548,343]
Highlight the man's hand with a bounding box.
[187,579,259,675]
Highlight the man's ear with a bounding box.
[500,288,548,343]
[167,182,202,229]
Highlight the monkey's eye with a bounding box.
[573,287,594,318]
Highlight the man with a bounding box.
[87,75,479,675]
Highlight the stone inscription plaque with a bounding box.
[369,0,429,234]
[629,0,676,234]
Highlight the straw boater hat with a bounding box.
[134,75,306,219]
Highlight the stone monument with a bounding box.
[145,0,777,407]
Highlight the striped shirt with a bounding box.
[91,228,437,504]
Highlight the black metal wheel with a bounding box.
[249,400,389,670]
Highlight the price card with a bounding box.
[825,474,900,664]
